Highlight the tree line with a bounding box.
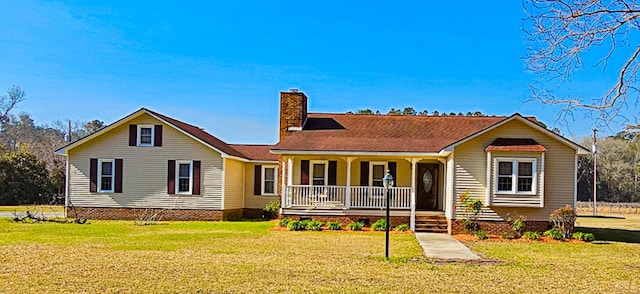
[0,85,104,205]
[347,107,487,116]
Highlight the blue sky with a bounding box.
[0,1,618,143]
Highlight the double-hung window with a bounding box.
[176,161,193,194]
[98,159,114,192]
[495,158,537,194]
[261,166,278,195]
[137,125,154,146]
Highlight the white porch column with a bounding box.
[281,156,287,207]
[407,158,420,231]
[343,157,356,209]
[287,157,294,186]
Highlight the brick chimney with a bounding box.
[279,89,308,140]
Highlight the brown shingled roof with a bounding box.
[146,109,248,158]
[485,138,547,152]
[273,113,516,153]
[229,144,278,161]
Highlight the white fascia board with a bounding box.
[270,150,444,157]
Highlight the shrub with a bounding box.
[278,218,291,228]
[550,205,577,238]
[326,221,343,230]
[522,231,541,240]
[457,190,483,232]
[572,232,595,242]
[394,224,410,232]
[371,219,388,231]
[543,228,564,240]
[263,200,281,219]
[306,220,324,231]
[287,220,305,231]
[500,232,516,239]
[473,230,489,240]
[507,213,526,238]
[347,221,364,231]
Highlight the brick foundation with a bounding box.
[281,214,409,227]
[67,207,281,221]
[449,219,551,235]
[67,207,233,221]
[243,208,266,219]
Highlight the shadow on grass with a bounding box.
[577,215,626,220]
[576,226,640,244]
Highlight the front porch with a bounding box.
[278,155,455,230]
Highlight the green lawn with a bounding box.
[0,205,64,213]
[0,218,638,293]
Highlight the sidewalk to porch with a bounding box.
[415,232,481,261]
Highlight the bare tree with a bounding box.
[0,85,25,123]
[524,0,640,127]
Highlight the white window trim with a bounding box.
[261,165,278,196]
[98,159,115,193]
[494,157,537,195]
[176,160,193,195]
[137,125,155,146]
[310,160,328,187]
[369,161,388,187]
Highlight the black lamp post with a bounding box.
[382,170,394,260]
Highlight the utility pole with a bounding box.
[592,129,598,216]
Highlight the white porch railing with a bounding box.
[284,185,411,209]
[285,185,347,208]
[350,186,411,209]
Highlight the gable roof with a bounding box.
[229,144,278,161]
[272,112,588,155]
[143,109,246,158]
[443,114,590,154]
[272,113,516,154]
[56,108,269,160]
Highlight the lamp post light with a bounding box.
[382,170,394,260]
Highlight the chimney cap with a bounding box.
[289,88,299,92]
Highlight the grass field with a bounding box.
[0,217,639,293]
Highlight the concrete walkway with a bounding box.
[415,232,481,260]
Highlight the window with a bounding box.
[137,125,154,146]
[312,162,327,186]
[98,159,114,192]
[497,162,513,191]
[369,162,388,187]
[495,158,537,194]
[261,166,278,195]
[176,161,193,194]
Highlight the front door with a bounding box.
[416,163,439,210]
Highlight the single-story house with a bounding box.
[56,90,589,233]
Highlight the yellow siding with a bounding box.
[244,163,280,209]
[288,156,416,187]
[454,119,577,221]
[68,113,224,210]
[223,158,245,210]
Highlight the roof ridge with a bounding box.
[308,112,510,118]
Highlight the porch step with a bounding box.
[414,215,448,233]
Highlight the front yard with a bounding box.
[0,217,638,293]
